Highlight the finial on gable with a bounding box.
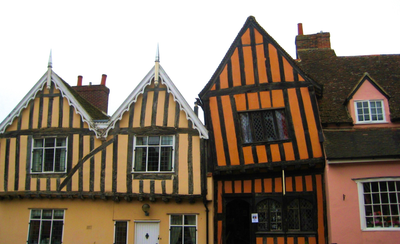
[154,44,160,86]
[46,50,53,89]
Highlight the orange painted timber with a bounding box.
[231,48,242,87]
[241,28,251,45]
[283,142,295,161]
[256,237,263,244]
[270,144,281,162]
[255,179,262,193]
[271,90,285,108]
[256,145,268,163]
[224,181,232,194]
[288,88,308,159]
[234,180,242,193]
[300,87,322,158]
[267,237,274,244]
[218,181,223,213]
[260,91,271,108]
[268,44,281,82]
[219,65,229,89]
[243,45,255,85]
[277,237,285,244]
[234,93,247,111]
[305,175,313,191]
[309,237,317,244]
[287,237,294,244]
[210,97,226,166]
[264,178,272,193]
[255,29,268,84]
[247,92,260,110]
[295,176,303,192]
[211,84,216,90]
[316,174,325,244]
[298,73,305,81]
[221,95,240,165]
[297,237,306,244]
[283,57,294,82]
[243,180,252,193]
[285,176,293,192]
[243,146,254,165]
[274,177,282,193]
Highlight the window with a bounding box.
[355,100,385,123]
[257,197,314,232]
[31,138,67,173]
[170,214,197,244]
[239,109,288,144]
[133,136,174,172]
[27,209,64,244]
[357,179,400,230]
[114,221,128,244]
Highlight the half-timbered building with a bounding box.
[296,24,400,244]
[0,52,211,244]
[199,16,327,244]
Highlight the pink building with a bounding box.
[296,24,400,244]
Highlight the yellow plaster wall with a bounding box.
[0,199,209,244]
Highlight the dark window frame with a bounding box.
[238,108,289,144]
[114,221,128,244]
[255,194,316,234]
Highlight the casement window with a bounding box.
[27,209,64,244]
[355,100,385,123]
[133,136,174,172]
[31,138,67,173]
[257,197,314,232]
[356,179,400,230]
[114,221,128,244]
[239,109,289,144]
[170,214,197,244]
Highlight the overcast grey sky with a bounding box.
[1,0,399,122]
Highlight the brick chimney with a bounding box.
[72,74,110,114]
[295,23,331,58]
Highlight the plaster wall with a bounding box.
[325,161,400,244]
[0,199,210,244]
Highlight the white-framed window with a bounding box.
[169,214,197,244]
[356,178,400,230]
[133,135,174,172]
[355,100,385,123]
[31,137,67,173]
[27,209,65,244]
[114,221,128,244]
[239,109,289,144]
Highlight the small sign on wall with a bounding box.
[251,213,259,223]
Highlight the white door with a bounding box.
[134,221,160,244]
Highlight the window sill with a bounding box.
[355,121,388,125]
[132,172,175,180]
[30,173,67,178]
[362,227,400,231]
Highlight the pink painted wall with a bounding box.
[347,80,391,126]
[325,161,400,244]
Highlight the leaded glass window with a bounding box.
[133,135,174,172]
[239,109,289,144]
[31,138,67,173]
[27,209,64,244]
[170,214,197,244]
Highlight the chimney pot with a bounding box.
[101,74,107,86]
[77,76,83,86]
[298,23,303,35]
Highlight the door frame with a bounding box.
[134,220,160,244]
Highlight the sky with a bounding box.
[0,1,399,122]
